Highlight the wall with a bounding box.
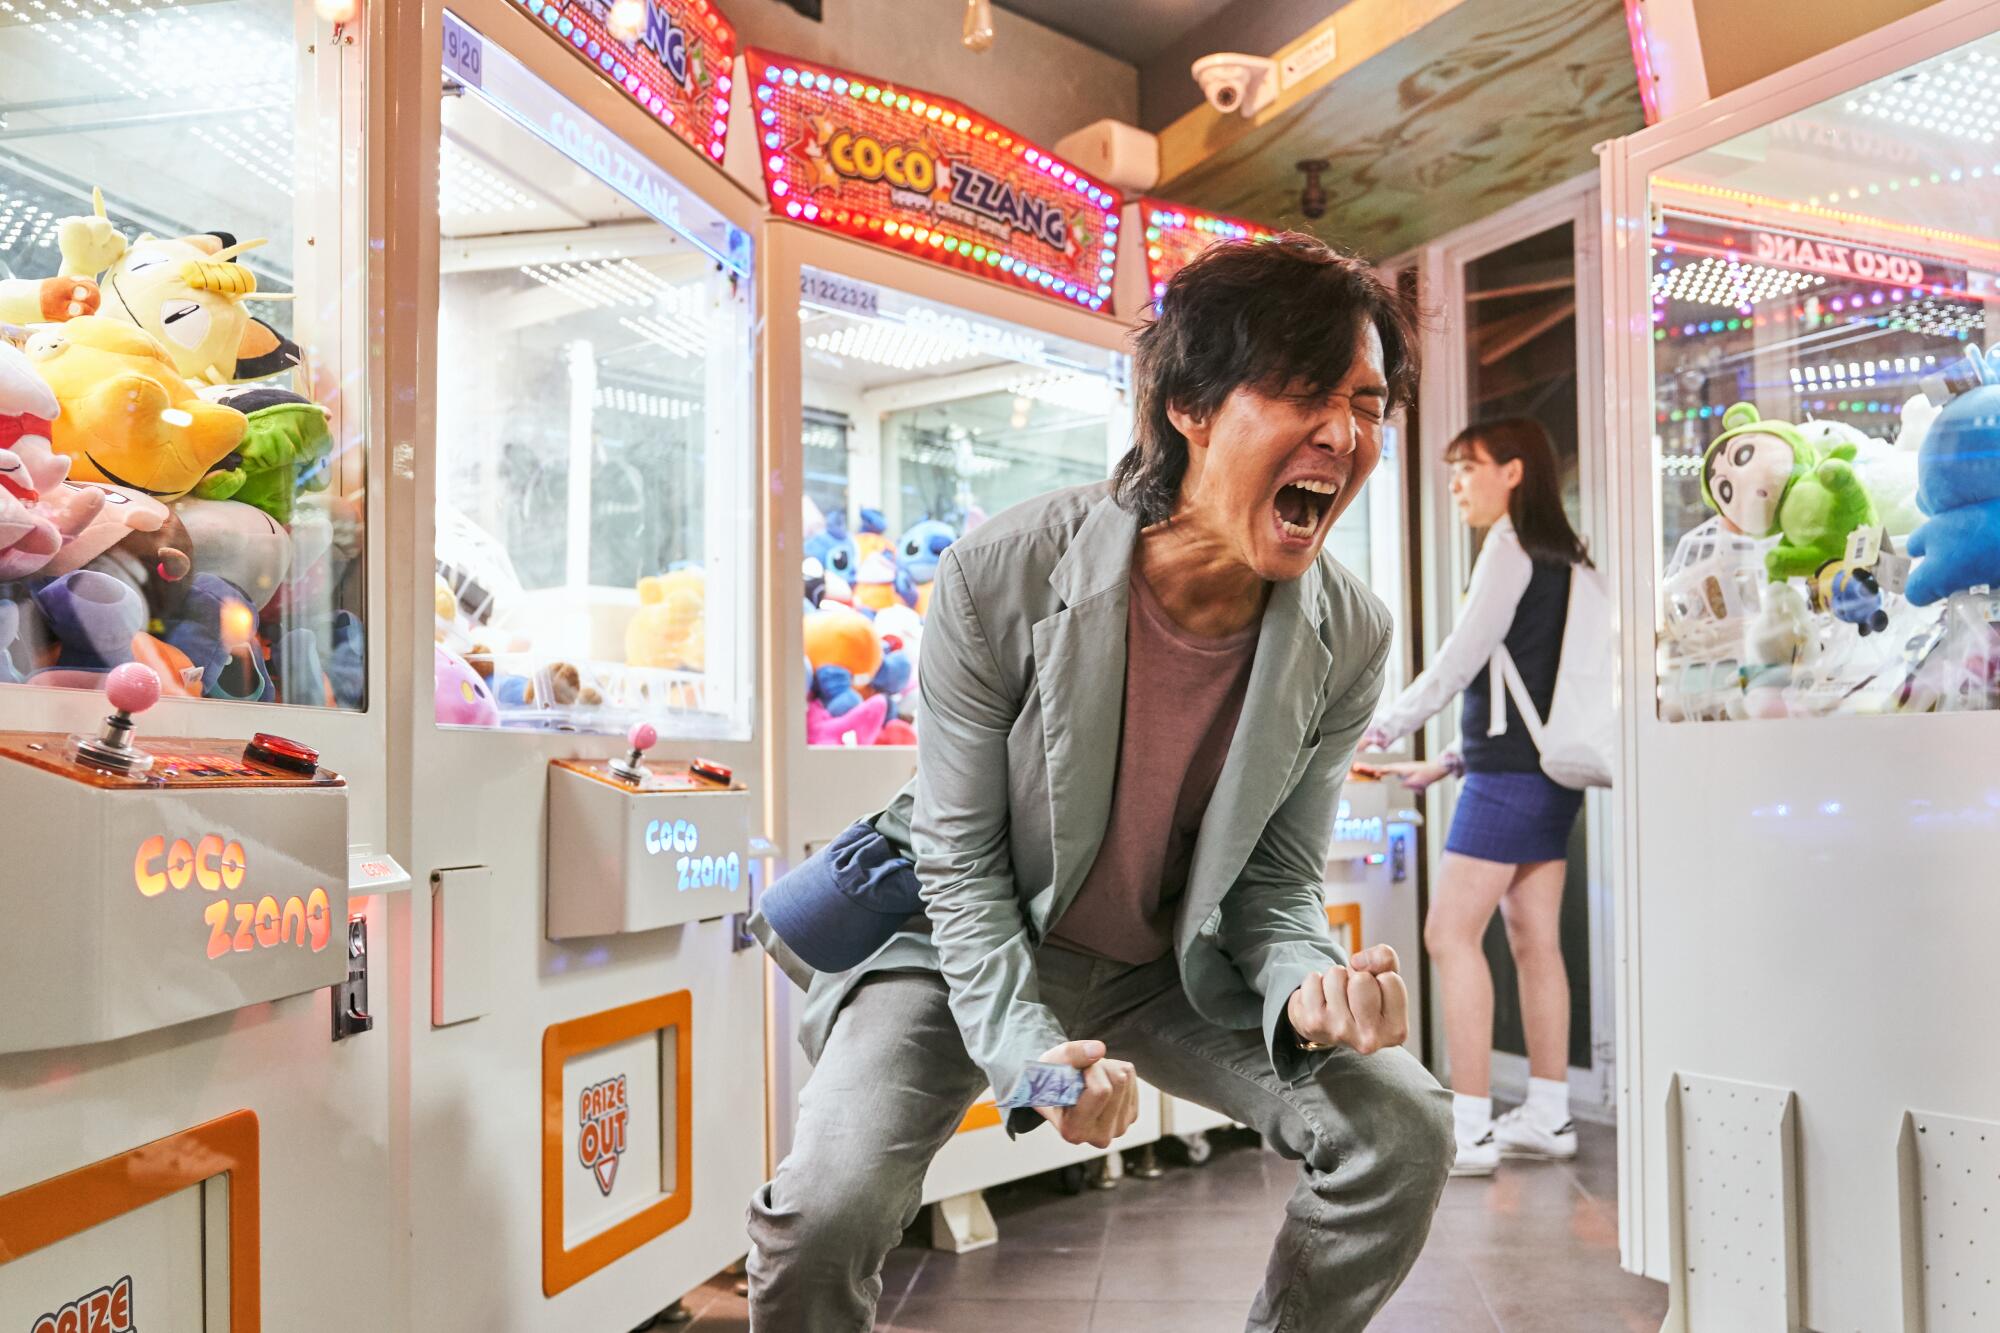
[1137,0,1360,131]
[1692,0,1942,97]
[728,0,1138,148]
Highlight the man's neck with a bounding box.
[1134,519,1270,639]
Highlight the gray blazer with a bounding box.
[766,482,1393,1122]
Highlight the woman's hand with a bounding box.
[1370,760,1453,794]
[1358,725,1392,752]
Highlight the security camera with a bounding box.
[1297,159,1329,220]
[1192,53,1278,117]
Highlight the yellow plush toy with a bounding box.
[97,231,299,386]
[27,317,246,500]
[626,568,706,672]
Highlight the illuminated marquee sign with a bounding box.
[1140,198,1273,303]
[746,48,1122,311]
[578,1074,630,1196]
[31,1277,136,1333]
[134,833,333,960]
[1752,229,1927,287]
[509,0,738,163]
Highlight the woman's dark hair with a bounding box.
[1445,418,1592,567]
[1112,233,1419,526]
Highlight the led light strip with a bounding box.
[751,51,1121,312]
[1654,178,2000,260]
[1142,202,1273,301]
[1848,51,2000,145]
[516,0,736,163]
[1652,254,1824,309]
[805,320,989,372]
[441,141,542,216]
[596,384,697,419]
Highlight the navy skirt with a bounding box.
[1444,770,1583,865]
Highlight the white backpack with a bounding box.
[1486,562,1617,790]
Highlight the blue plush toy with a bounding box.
[897,518,957,584]
[33,570,145,669]
[1907,345,2000,605]
[812,664,865,716]
[805,510,859,581]
[164,572,273,701]
[870,645,913,720]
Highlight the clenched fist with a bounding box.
[1287,945,1409,1055]
[1032,1039,1140,1149]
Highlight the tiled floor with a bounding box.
[670,1122,1666,1331]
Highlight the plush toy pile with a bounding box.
[0,190,355,705]
[1661,373,2000,720]
[802,499,958,747]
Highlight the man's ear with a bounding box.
[1166,402,1211,449]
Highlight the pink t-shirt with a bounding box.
[1046,568,1260,965]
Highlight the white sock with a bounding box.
[1452,1093,1492,1142]
[1526,1076,1570,1130]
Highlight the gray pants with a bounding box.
[747,946,1455,1331]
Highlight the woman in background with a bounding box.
[1361,418,1591,1177]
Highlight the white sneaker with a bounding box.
[1450,1128,1499,1177]
[1492,1106,1578,1160]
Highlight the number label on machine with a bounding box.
[800,270,879,318]
[442,11,484,88]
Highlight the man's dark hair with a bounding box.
[1113,233,1419,526]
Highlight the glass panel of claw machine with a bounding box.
[1649,38,2000,723]
[798,273,1127,749]
[0,0,362,714]
[433,15,754,742]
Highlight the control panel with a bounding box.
[0,665,348,1053]
[546,725,752,939]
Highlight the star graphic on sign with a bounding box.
[793,113,841,190]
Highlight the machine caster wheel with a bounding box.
[1127,1142,1165,1179]
[1057,1163,1090,1195]
[1181,1132,1213,1165]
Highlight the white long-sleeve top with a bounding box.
[1370,517,1534,746]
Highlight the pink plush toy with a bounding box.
[807,693,888,747]
[0,343,84,580]
[435,643,499,727]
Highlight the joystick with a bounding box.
[75,662,161,776]
[607,722,655,785]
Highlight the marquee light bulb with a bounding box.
[606,0,644,42]
[314,0,358,22]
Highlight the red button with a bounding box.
[247,733,320,775]
[690,757,733,785]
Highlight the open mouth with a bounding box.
[1273,478,1338,543]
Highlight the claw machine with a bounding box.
[378,0,767,1325]
[0,1,400,1329]
[1602,2,2000,1327]
[739,50,1158,1238]
[1125,202,1424,1155]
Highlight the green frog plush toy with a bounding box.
[1701,402,1879,582]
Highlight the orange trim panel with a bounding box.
[1325,902,1364,954]
[543,991,695,1296]
[955,1101,1002,1135]
[0,1111,260,1330]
